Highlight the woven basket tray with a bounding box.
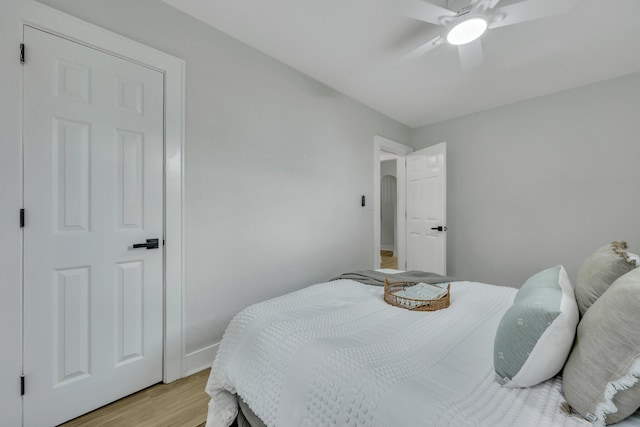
[383,278,450,311]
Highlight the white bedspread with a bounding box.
[205,280,640,427]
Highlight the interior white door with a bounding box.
[405,142,447,274]
[23,27,164,427]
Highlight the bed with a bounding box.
[204,269,640,427]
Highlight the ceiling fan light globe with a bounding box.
[446,18,488,45]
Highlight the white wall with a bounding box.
[380,160,397,179]
[31,0,411,368]
[411,71,640,287]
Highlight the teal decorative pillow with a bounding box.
[575,241,636,317]
[494,265,579,388]
[563,268,640,425]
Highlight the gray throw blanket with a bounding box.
[331,270,456,287]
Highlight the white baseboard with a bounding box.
[184,342,220,377]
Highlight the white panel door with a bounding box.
[23,27,164,427]
[405,143,447,274]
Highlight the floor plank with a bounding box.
[380,250,398,269]
[59,369,210,427]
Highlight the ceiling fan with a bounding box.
[397,0,580,70]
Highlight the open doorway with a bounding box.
[380,154,398,269]
[373,136,413,270]
[374,137,448,274]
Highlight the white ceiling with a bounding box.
[162,0,640,128]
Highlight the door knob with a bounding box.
[132,238,159,249]
[430,226,447,232]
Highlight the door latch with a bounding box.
[430,226,447,232]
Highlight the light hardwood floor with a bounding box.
[59,369,211,427]
[380,250,398,269]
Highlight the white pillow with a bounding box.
[494,265,579,388]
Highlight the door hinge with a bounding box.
[20,375,25,396]
[20,209,25,228]
[163,239,165,246]
[20,44,25,64]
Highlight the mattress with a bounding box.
[205,276,640,427]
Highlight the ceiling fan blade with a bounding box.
[395,0,456,26]
[403,35,444,61]
[490,0,579,29]
[488,0,502,9]
[458,39,484,70]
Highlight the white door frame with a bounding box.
[2,4,185,417]
[373,136,413,270]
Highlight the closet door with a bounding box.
[23,26,164,426]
